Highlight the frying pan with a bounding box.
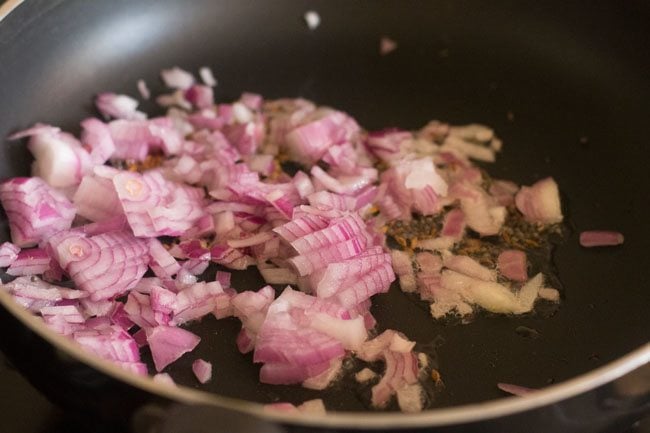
[0,0,649,432]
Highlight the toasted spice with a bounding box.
[125,154,165,172]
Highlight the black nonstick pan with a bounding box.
[0,1,649,432]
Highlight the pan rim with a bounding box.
[0,0,648,428]
[0,0,22,22]
[1,288,648,428]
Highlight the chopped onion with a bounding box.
[443,253,497,282]
[161,66,195,90]
[12,125,92,188]
[80,118,116,164]
[0,79,575,411]
[0,242,20,267]
[579,230,624,247]
[7,248,52,276]
[515,177,563,224]
[0,177,76,247]
[146,325,201,372]
[355,367,377,383]
[95,93,146,120]
[48,230,149,301]
[192,358,213,384]
[497,250,528,282]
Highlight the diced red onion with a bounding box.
[73,174,122,222]
[148,239,181,279]
[497,250,528,282]
[579,230,624,247]
[124,291,170,329]
[113,171,207,237]
[185,85,214,110]
[303,358,342,390]
[172,281,229,325]
[0,177,75,247]
[260,360,333,385]
[146,325,201,372]
[450,182,506,236]
[73,325,142,364]
[440,208,466,240]
[0,242,20,267]
[95,93,146,120]
[7,248,52,276]
[192,358,213,384]
[40,304,85,324]
[489,180,519,206]
[80,118,116,164]
[49,230,149,301]
[285,110,359,165]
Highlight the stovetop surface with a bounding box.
[1,349,647,433]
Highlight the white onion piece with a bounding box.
[451,182,506,236]
[73,174,122,222]
[95,93,146,120]
[303,10,321,30]
[161,66,195,90]
[355,368,377,383]
[442,135,495,162]
[538,287,560,302]
[516,273,543,313]
[396,383,424,413]
[515,177,563,224]
[399,158,448,196]
[199,66,217,87]
[259,267,298,285]
[443,253,497,282]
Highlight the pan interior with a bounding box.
[0,0,648,410]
